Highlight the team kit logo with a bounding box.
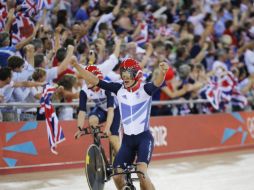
[247,117,254,139]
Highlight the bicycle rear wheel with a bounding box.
[85,144,106,190]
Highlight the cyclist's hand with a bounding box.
[103,128,111,137]
[74,129,85,139]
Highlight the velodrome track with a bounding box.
[1,149,254,190]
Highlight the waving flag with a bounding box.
[20,0,54,17]
[231,88,248,109]
[11,12,35,45]
[202,82,222,110]
[134,22,149,47]
[40,84,65,155]
[20,0,38,17]
[36,0,53,10]
[0,3,7,32]
[200,72,247,111]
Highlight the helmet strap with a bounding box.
[126,80,141,92]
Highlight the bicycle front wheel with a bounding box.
[122,185,136,190]
[85,144,106,190]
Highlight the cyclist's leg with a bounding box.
[113,134,136,190]
[136,131,155,190]
[109,135,120,153]
[88,107,107,127]
[109,107,121,153]
[88,115,99,127]
[137,163,155,190]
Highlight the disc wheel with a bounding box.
[85,144,106,190]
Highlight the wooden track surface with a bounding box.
[1,149,254,190]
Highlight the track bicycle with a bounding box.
[80,126,114,190]
[80,126,145,190]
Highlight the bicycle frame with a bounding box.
[110,165,145,189]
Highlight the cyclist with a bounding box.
[74,65,121,153]
[72,57,169,190]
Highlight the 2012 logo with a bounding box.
[150,126,167,147]
[247,117,254,139]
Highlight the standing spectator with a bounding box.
[75,0,89,22]
[0,9,40,68]
[34,45,74,83]
[244,42,254,78]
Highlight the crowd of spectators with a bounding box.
[1,0,254,121]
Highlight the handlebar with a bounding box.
[110,170,145,178]
[79,126,108,138]
[110,165,145,179]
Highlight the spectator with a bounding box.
[244,42,254,78]
[0,16,39,68]
[1,0,254,119]
[34,45,74,83]
[75,0,89,22]
[57,74,79,120]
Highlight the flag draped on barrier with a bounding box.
[200,72,247,110]
[40,84,65,155]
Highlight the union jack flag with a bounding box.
[200,72,247,111]
[134,22,149,47]
[231,88,248,109]
[20,0,38,17]
[11,12,35,45]
[40,84,65,155]
[36,0,53,10]
[0,2,7,32]
[19,0,54,18]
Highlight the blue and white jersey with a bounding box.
[98,81,159,135]
[118,84,153,135]
[79,83,114,112]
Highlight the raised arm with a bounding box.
[56,45,74,75]
[113,38,122,58]
[71,56,99,86]
[140,43,153,69]
[24,44,35,67]
[4,8,15,32]
[113,0,122,16]
[15,10,47,50]
[13,81,44,88]
[54,25,62,52]
[191,42,209,65]
[72,56,121,94]
[15,24,39,50]
[153,62,169,87]
[97,39,121,75]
